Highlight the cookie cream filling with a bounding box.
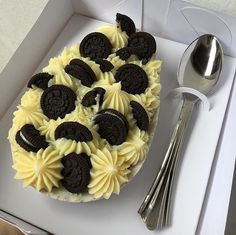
[19,131,35,148]
[99,110,127,127]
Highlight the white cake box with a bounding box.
[144,0,236,57]
[0,0,236,235]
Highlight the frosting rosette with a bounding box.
[101,82,130,115]
[13,147,63,192]
[38,118,64,141]
[132,89,160,117]
[96,71,115,85]
[64,106,95,128]
[116,128,149,165]
[20,88,43,108]
[43,62,76,90]
[88,148,130,199]
[97,25,128,49]
[59,45,80,67]
[13,89,47,129]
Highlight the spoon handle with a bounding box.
[138,99,195,230]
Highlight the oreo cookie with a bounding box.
[41,85,76,120]
[128,32,156,61]
[61,153,92,193]
[27,72,53,90]
[130,101,149,131]
[15,124,48,152]
[79,32,112,60]
[116,47,134,61]
[65,59,97,87]
[115,64,148,94]
[81,87,105,107]
[94,109,129,145]
[55,122,93,142]
[95,59,114,72]
[116,13,136,37]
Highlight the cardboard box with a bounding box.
[143,0,236,57]
[0,0,236,234]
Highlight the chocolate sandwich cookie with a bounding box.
[81,87,105,107]
[40,85,76,120]
[80,32,112,60]
[55,122,93,142]
[65,59,97,87]
[15,124,48,152]
[128,32,156,62]
[116,13,136,37]
[116,47,134,61]
[115,64,148,94]
[130,101,149,131]
[27,72,53,90]
[61,153,92,193]
[94,109,129,145]
[95,59,114,72]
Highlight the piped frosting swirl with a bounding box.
[88,148,130,199]
[97,25,129,49]
[13,147,63,192]
[101,83,130,115]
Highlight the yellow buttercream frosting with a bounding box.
[13,106,46,130]
[59,45,80,67]
[43,61,76,90]
[13,147,63,192]
[131,57,162,74]
[101,82,130,115]
[116,128,149,165]
[20,88,43,107]
[80,57,100,78]
[97,25,128,49]
[13,88,47,129]
[43,46,100,91]
[132,90,160,117]
[38,118,64,141]
[53,138,99,157]
[9,16,162,201]
[96,72,115,85]
[130,58,162,96]
[64,105,95,128]
[107,53,126,70]
[88,148,130,199]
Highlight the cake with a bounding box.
[8,13,162,202]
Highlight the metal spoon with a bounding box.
[138,34,223,230]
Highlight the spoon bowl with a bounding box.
[178,34,223,100]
